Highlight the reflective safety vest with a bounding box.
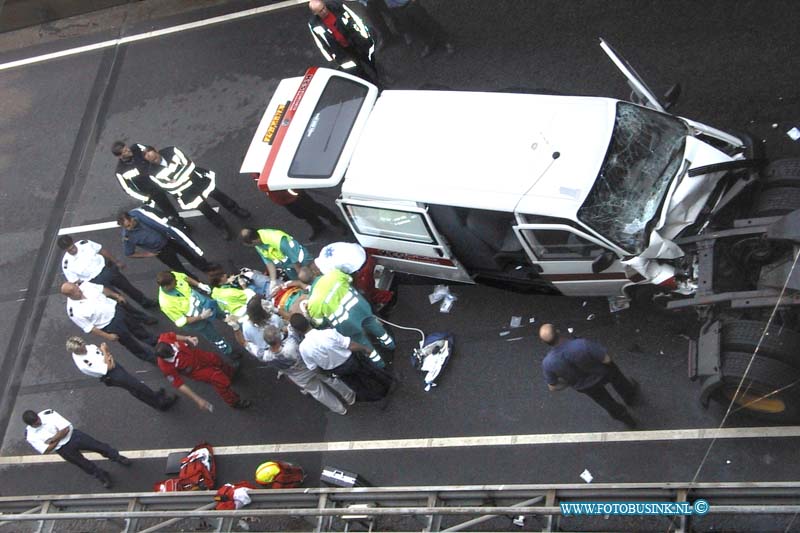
[211,285,252,318]
[256,229,291,263]
[307,269,352,321]
[158,272,200,327]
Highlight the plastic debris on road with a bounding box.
[586,313,596,321]
[567,327,574,334]
[510,316,522,328]
[529,317,536,323]
[428,284,450,304]
[788,127,800,141]
[499,330,511,336]
[608,296,631,313]
[580,469,593,483]
[440,293,457,313]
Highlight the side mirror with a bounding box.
[591,251,617,274]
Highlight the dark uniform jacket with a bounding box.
[115,143,160,204]
[308,2,375,70]
[148,146,216,210]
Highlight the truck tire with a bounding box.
[762,158,800,188]
[752,187,800,217]
[721,320,800,368]
[711,351,800,423]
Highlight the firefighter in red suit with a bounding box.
[154,332,251,410]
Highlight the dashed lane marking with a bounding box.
[2,425,799,465]
[0,0,305,72]
[58,207,218,235]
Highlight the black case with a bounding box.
[320,466,369,488]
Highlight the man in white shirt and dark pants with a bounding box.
[62,281,158,364]
[292,314,394,403]
[57,234,157,309]
[67,337,177,411]
[23,409,130,489]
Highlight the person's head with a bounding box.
[263,325,283,348]
[208,271,229,288]
[538,323,560,346]
[156,271,177,291]
[154,342,176,359]
[111,140,132,160]
[309,0,328,16]
[143,147,161,164]
[22,410,40,427]
[247,295,271,326]
[298,266,316,284]
[116,210,137,230]
[290,313,311,334]
[240,228,259,246]
[56,235,77,255]
[60,282,83,300]
[66,336,87,355]
[204,263,226,278]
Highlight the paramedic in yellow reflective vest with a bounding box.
[240,228,311,285]
[155,271,236,357]
[207,270,257,348]
[305,267,394,368]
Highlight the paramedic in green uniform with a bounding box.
[306,268,394,368]
[240,228,311,285]
[155,271,235,357]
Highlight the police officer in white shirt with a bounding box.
[67,337,177,410]
[57,234,157,309]
[62,281,158,364]
[23,408,130,489]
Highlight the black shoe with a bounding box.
[160,391,179,410]
[619,413,638,429]
[141,299,158,310]
[232,206,251,219]
[116,455,132,466]
[233,399,252,409]
[98,472,113,488]
[624,379,641,406]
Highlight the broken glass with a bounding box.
[578,103,686,254]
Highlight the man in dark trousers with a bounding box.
[307,0,380,85]
[23,408,130,489]
[266,189,347,242]
[538,323,640,429]
[118,207,210,277]
[67,337,177,411]
[143,146,251,240]
[112,141,189,231]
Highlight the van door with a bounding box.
[513,223,631,296]
[599,37,665,112]
[339,199,474,284]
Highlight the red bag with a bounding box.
[177,442,216,491]
[214,481,257,510]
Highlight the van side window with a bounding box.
[344,205,435,244]
[523,229,605,260]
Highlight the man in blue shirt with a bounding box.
[118,207,210,278]
[539,323,639,429]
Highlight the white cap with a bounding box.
[315,242,366,274]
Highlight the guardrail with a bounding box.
[1,482,799,532]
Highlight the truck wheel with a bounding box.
[762,158,800,188]
[721,320,800,368]
[752,186,800,217]
[711,351,800,422]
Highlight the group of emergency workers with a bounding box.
[23,139,399,489]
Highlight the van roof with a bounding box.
[343,90,617,216]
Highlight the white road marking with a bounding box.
[0,0,305,72]
[58,207,218,235]
[2,425,799,466]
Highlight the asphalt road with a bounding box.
[0,0,799,504]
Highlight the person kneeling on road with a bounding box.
[154,332,251,410]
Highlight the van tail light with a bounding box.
[658,276,678,290]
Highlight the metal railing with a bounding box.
[1,482,799,532]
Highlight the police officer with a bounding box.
[143,146,251,241]
[62,281,158,364]
[58,234,157,309]
[111,141,189,230]
[67,337,177,410]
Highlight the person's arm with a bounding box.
[174,334,199,345]
[102,286,127,306]
[91,327,118,341]
[176,384,213,412]
[348,341,372,354]
[99,247,125,270]
[99,342,116,369]
[128,251,159,258]
[264,261,278,288]
[43,427,71,454]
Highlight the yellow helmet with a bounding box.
[255,461,281,485]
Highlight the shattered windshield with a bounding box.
[577,103,686,254]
